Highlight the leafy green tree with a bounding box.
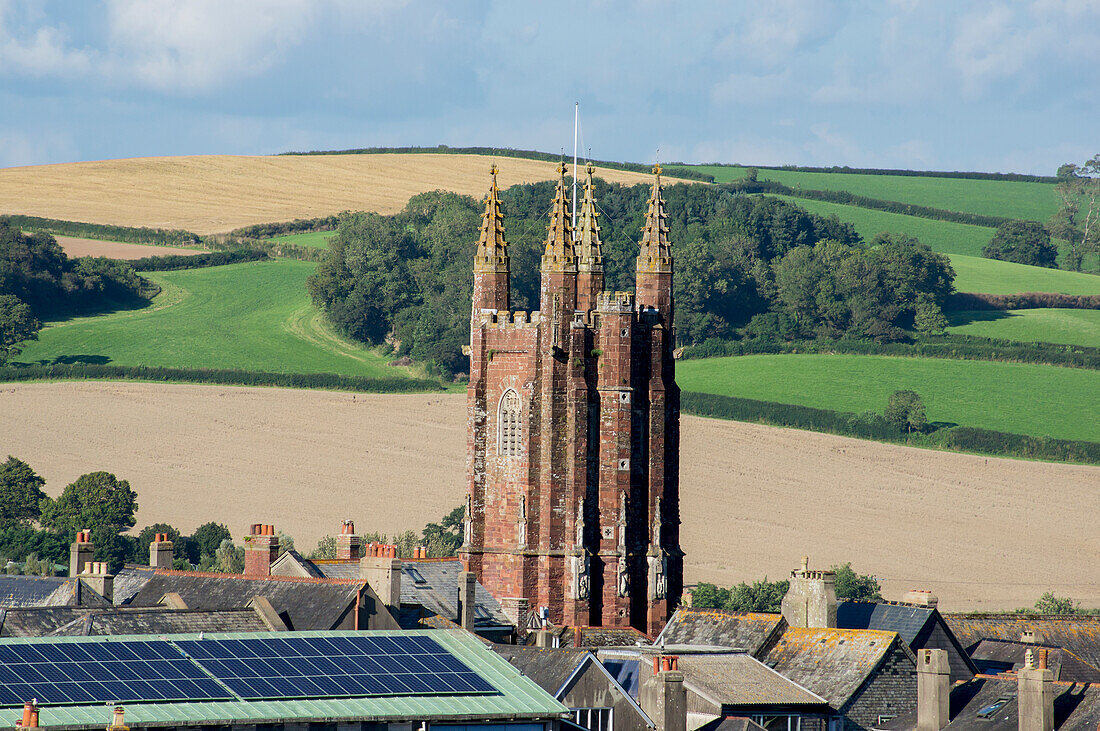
[1048,156,1100,271]
[885,390,928,434]
[690,582,730,609]
[1034,592,1081,615]
[0,456,47,528]
[190,522,231,562]
[0,294,40,364]
[690,578,789,612]
[832,562,882,602]
[913,293,949,336]
[421,505,465,557]
[309,535,337,559]
[39,471,138,572]
[982,220,1059,268]
[277,531,294,556]
[213,538,244,573]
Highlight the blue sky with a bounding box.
[0,0,1096,173]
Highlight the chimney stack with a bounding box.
[917,649,951,731]
[149,533,174,569]
[81,562,114,603]
[69,529,93,577]
[500,597,529,641]
[336,520,364,561]
[904,589,939,608]
[107,706,128,731]
[781,556,837,628]
[1019,650,1054,731]
[458,570,477,632]
[244,524,279,577]
[15,700,39,729]
[639,655,687,731]
[360,543,402,609]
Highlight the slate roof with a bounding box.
[0,576,112,609]
[882,675,1100,731]
[0,606,271,637]
[531,625,652,648]
[695,717,769,731]
[111,566,155,605]
[126,570,376,631]
[677,652,829,710]
[945,614,1100,668]
[838,601,976,679]
[969,639,1100,683]
[757,627,906,709]
[492,645,592,695]
[655,608,785,654]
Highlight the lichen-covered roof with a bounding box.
[529,625,651,648]
[882,675,1100,731]
[678,653,828,710]
[757,627,903,709]
[656,607,785,654]
[1,606,268,637]
[0,629,568,728]
[944,614,1100,668]
[970,639,1100,683]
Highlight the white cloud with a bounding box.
[0,3,93,77]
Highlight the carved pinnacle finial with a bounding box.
[542,160,576,268]
[474,164,508,272]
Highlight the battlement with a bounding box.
[596,290,635,313]
[476,309,542,329]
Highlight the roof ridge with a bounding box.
[152,569,363,586]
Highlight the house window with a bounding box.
[573,708,613,731]
[752,715,802,731]
[499,389,522,457]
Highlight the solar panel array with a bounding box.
[175,634,495,699]
[0,640,231,706]
[0,635,496,708]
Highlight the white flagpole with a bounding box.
[572,102,579,239]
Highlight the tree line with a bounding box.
[307,181,956,377]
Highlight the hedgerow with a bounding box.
[681,391,1100,465]
[1,214,203,247]
[946,292,1100,311]
[0,364,444,393]
[698,163,1058,184]
[130,249,270,271]
[681,335,1100,370]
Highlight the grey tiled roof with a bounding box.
[757,627,903,709]
[0,576,111,608]
[113,566,155,605]
[970,639,1100,683]
[677,652,828,709]
[0,606,270,637]
[127,571,368,631]
[945,614,1100,668]
[837,602,934,646]
[491,645,591,695]
[882,676,1100,731]
[656,608,785,654]
[530,625,651,648]
[399,559,511,628]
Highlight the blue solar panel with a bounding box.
[175,634,496,700]
[0,640,234,707]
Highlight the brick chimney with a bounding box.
[244,524,279,577]
[458,570,477,631]
[500,597,530,641]
[917,649,951,731]
[336,520,364,561]
[149,533,174,569]
[639,655,687,731]
[81,561,114,603]
[15,700,39,729]
[360,543,401,609]
[107,706,127,731]
[1019,649,1054,731]
[781,556,837,628]
[904,589,939,608]
[69,529,93,577]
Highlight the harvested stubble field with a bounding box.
[3,381,1097,612]
[52,236,202,259]
[0,154,682,235]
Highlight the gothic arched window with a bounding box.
[499,389,522,458]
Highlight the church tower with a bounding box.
[462,164,682,636]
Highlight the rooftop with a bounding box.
[0,606,272,638]
[0,629,567,728]
[655,608,784,654]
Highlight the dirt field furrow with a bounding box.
[1,381,1096,611]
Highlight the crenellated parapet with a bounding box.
[475,310,543,329]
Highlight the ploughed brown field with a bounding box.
[0,154,684,235]
[52,236,202,260]
[4,382,1097,612]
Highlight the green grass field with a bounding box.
[948,309,1100,348]
[947,255,1100,295]
[265,231,334,249]
[677,354,1099,442]
[15,259,407,378]
[674,164,1060,221]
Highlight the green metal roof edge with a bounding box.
[0,629,569,728]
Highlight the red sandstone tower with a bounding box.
[461,162,682,636]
